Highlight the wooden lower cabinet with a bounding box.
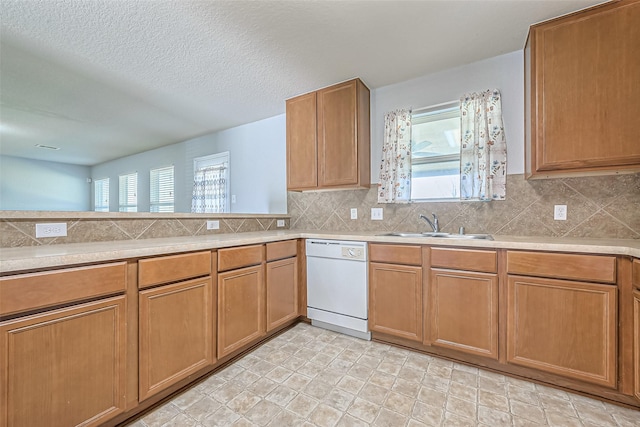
[0,296,127,427]
[429,269,498,359]
[266,257,298,332]
[218,264,265,358]
[369,262,422,342]
[507,275,617,388]
[634,289,640,401]
[138,277,215,401]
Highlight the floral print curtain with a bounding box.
[191,166,227,213]
[377,109,412,203]
[460,90,507,201]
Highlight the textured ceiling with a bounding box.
[0,0,605,165]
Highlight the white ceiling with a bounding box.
[0,0,605,166]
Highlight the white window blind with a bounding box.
[94,178,110,212]
[150,166,174,212]
[119,172,138,212]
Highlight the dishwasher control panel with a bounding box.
[341,246,365,260]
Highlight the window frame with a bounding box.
[150,165,175,213]
[118,172,138,212]
[94,177,110,212]
[193,152,230,213]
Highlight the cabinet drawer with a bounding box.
[0,262,127,317]
[507,251,616,284]
[430,247,497,273]
[633,259,640,289]
[369,244,422,266]
[266,240,297,262]
[139,251,211,289]
[218,244,264,272]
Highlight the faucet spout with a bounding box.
[419,213,439,232]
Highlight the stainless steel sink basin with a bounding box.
[379,232,493,240]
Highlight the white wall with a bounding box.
[0,155,91,211]
[371,50,524,182]
[91,114,287,213]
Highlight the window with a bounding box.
[118,172,138,212]
[192,152,230,213]
[94,178,110,212]
[411,103,461,201]
[150,166,174,212]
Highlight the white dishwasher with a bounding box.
[306,239,370,340]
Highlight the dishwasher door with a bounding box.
[306,239,370,339]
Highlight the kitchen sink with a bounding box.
[379,232,493,240]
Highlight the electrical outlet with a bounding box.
[371,207,383,220]
[554,205,567,221]
[35,223,67,238]
[276,219,285,227]
[206,220,220,230]
[350,208,358,220]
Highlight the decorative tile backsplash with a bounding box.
[2,173,638,248]
[0,215,290,248]
[288,173,640,239]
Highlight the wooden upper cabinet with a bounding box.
[525,0,640,178]
[286,78,370,190]
[286,92,318,190]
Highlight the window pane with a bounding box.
[94,178,109,212]
[150,166,174,212]
[119,172,138,212]
[410,103,461,201]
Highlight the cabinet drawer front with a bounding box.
[218,244,264,272]
[633,259,640,288]
[369,244,422,266]
[0,262,126,317]
[139,251,211,289]
[266,240,297,262]
[507,251,616,283]
[431,247,497,273]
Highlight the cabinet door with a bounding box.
[218,264,265,358]
[369,262,422,342]
[0,296,126,427]
[317,80,359,187]
[507,275,617,388]
[286,91,318,190]
[266,257,298,331]
[139,277,214,401]
[429,269,498,359]
[527,1,640,176]
[634,290,640,401]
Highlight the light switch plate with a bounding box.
[350,208,358,220]
[276,219,285,227]
[554,205,567,220]
[35,223,67,238]
[206,220,220,230]
[371,208,383,220]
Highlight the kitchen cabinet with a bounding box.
[138,251,215,401]
[634,259,640,401]
[265,240,298,332]
[524,0,640,178]
[0,263,127,427]
[217,245,265,358]
[286,78,370,190]
[428,248,498,359]
[506,251,618,388]
[369,244,423,342]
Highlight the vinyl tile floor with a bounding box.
[128,323,639,427]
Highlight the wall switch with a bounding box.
[35,223,67,238]
[276,219,285,227]
[371,207,383,220]
[206,220,220,230]
[554,205,567,221]
[350,208,358,220]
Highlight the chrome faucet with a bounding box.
[419,213,439,233]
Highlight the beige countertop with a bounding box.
[1,230,639,274]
